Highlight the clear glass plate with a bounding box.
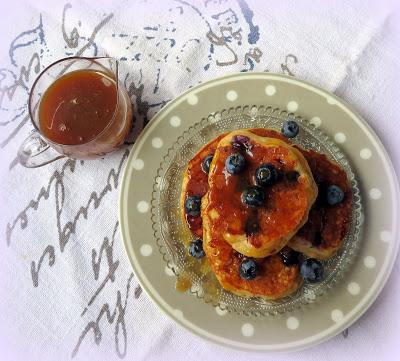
[151,105,363,316]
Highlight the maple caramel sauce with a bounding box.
[183,129,289,236]
[175,275,192,292]
[39,69,119,145]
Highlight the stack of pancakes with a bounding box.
[181,128,352,300]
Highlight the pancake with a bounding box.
[180,129,290,237]
[204,130,318,258]
[288,149,352,259]
[180,134,225,237]
[202,194,303,299]
[180,128,352,299]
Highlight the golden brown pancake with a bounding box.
[180,128,351,299]
[180,129,290,237]
[288,149,352,259]
[202,194,303,299]
[204,130,317,258]
[180,134,225,237]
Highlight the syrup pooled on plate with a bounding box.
[38,69,118,145]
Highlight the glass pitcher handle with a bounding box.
[18,130,65,168]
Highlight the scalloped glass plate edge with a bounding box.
[151,105,363,317]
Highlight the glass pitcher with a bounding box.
[18,57,133,168]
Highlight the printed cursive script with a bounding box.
[81,221,120,316]
[71,273,141,359]
[7,149,129,288]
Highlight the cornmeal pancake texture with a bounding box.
[204,130,317,258]
[288,149,352,259]
[202,194,303,300]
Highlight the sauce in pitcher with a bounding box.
[38,69,118,145]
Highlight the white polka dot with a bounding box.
[334,132,346,143]
[137,201,149,213]
[369,188,382,200]
[360,148,372,160]
[226,90,238,101]
[287,101,298,112]
[174,309,184,319]
[347,282,360,295]
[132,158,144,170]
[310,117,321,128]
[187,94,198,105]
[286,316,299,330]
[165,266,174,276]
[265,85,276,96]
[169,116,181,127]
[151,137,163,148]
[140,244,153,256]
[327,96,337,105]
[380,230,393,243]
[364,256,376,269]
[241,323,254,337]
[215,306,228,316]
[331,309,344,323]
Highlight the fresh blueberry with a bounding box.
[185,195,201,216]
[279,249,300,266]
[255,163,278,187]
[201,154,213,174]
[242,186,265,207]
[188,239,206,258]
[300,258,324,283]
[326,185,345,205]
[225,152,246,174]
[282,120,299,138]
[240,259,258,280]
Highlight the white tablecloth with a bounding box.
[1,1,399,360]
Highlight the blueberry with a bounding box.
[300,258,324,283]
[255,163,278,187]
[282,120,299,138]
[279,249,300,266]
[225,152,246,174]
[240,259,258,280]
[188,239,206,258]
[242,186,265,207]
[185,196,201,216]
[201,154,213,174]
[326,185,345,205]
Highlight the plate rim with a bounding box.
[119,72,400,352]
